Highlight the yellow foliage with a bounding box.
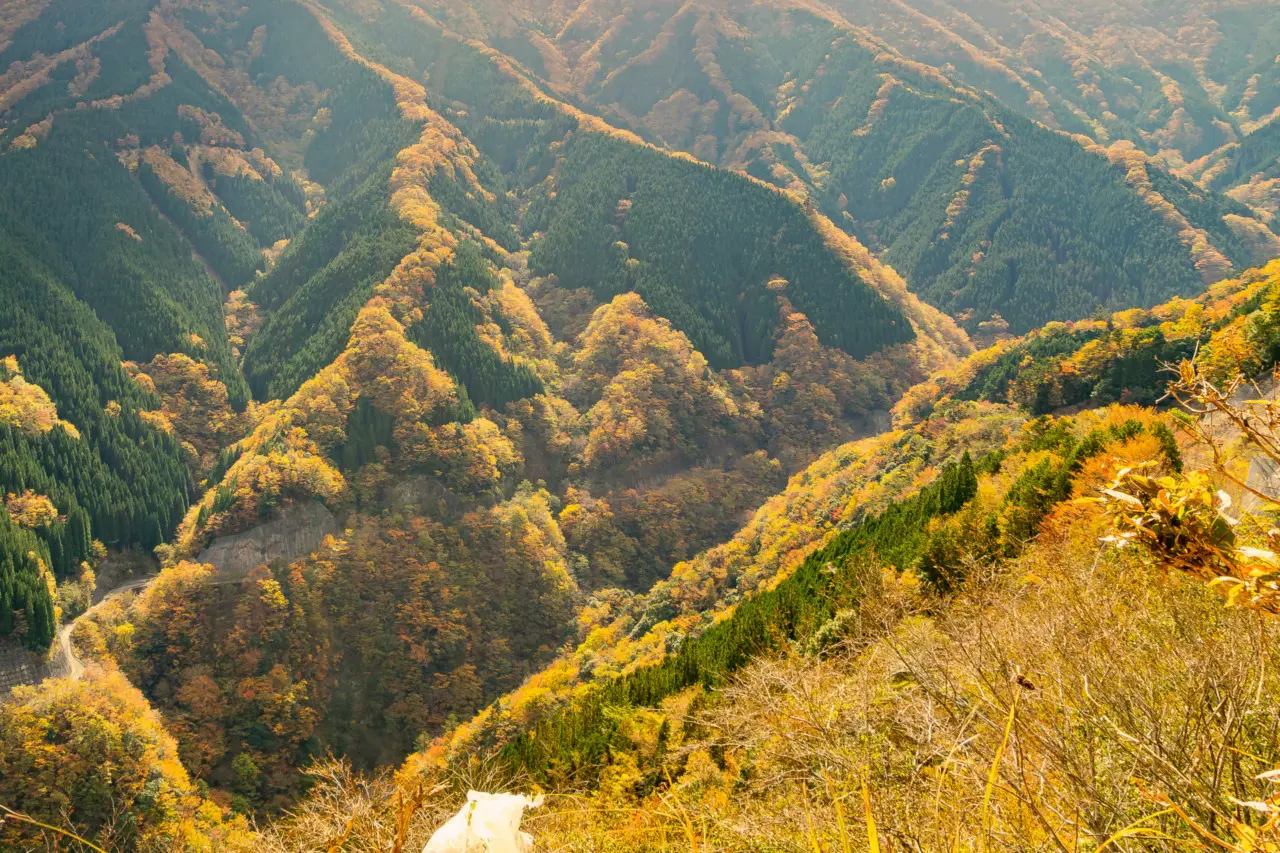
[126,353,244,475]
[1096,140,1235,283]
[0,355,78,437]
[896,260,1280,426]
[5,489,58,528]
[483,275,560,378]
[224,289,262,361]
[423,401,1025,767]
[0,670,255,851]
[175,297,503,551]
[570,293,747,471]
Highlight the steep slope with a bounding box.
[23,0,973,810]
[0,0,333,647]
[825,0,1280,223]
[9,1,1280,846]
[500,0,1280,218]
[382,263,1280,848]
[512,404,1280,851]
[412,0,1280,333]
[174,260,1280,850]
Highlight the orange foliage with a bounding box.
[0,669,254,850]
[177,104,246,147]
[119,145,217,212]
[96,489,579,800]
[896,260,1280,425]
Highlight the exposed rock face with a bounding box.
[197,501,339,579]
[0,639,66,696]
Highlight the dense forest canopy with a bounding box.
[0,0,1278,849]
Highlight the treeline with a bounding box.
[0,0,148,67]
[238,36,426,402]
[304,64,419,195]
[242,166,418,400]
[243,66,533,402]
[326,12,913,368]
[954,270,1280,415]
[0,238,192,518]
[494,453,983,784]
[494,417,1180,786]
[0,235,196,647]
[410,242,543,409]
[530,133,914,367]
[531,5,1265,338]
[958,325,1198,413]
[205,168,306,247]
[0,12,281,647]
[0,512,57,651]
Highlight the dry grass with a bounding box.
[522,495,1280,852]
[251,477,1280,851]
[252,759,450,853]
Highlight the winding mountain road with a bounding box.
[56,570,254,683]
[56,574,157,682]
[1,569,254,697]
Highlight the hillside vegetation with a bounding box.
[0,0,960,809]
[0,0,1278,850]
[399,0,1280,334]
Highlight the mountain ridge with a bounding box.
[1,0,1279,848]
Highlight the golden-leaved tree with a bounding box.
[0,670,254,851]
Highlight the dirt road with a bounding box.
[56,574,156,682]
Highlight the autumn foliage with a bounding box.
[0,670,254,851]
[0,355,78,438]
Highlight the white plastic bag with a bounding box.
[423,791,543,853]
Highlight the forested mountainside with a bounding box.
[414,259,1280,782]
[828,0,1280,214]
[255,256,1280,851]
[403,0,1280,334]
[48,259,1280,851]
[439,0,1280,222]
[0,0,962,807]
[1,0,1280,849]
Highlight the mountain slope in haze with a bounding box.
[412,0,1280,334]
[480,0,1280,219]
[817,0,1280,217]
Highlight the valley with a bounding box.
[0,0,1278,850]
